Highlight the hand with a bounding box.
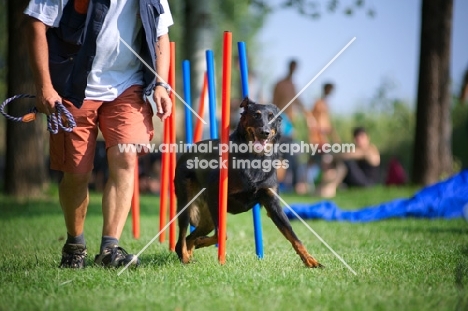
[35,86,61,116]
[153,85,172,121]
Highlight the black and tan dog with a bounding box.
[174,98,322,268]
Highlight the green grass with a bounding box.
[1,186,468,311]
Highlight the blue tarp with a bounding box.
[285,170,468,222]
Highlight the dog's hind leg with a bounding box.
[175,207,190,264]
[193,197,231,249]
[188,186,226,250]
[175,179,197,264]
[185,201,215,256]
[260,189,323,268]
[194,233,219,249]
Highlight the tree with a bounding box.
[411,0,453,185]
[5,0,48,197]
[182,0,215,103]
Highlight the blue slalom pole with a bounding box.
[182,60,193,145]
[206,50,220,246]
[238,41,264,259]
[206,50,218,139]
[183,60,195,233]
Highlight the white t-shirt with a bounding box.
[25,0,173,101]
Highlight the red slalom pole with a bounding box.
[168,41,177,252]
[218,31,232,265]
[193,73,208,142]
[159,120,170,243]
[131,157,140,239]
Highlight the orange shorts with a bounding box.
[50,85,154,174]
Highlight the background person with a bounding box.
[340,127,380,187]
[272,59,307,124]
[307,82,341,146]
[272,59,308,193]
[25,0,173,269]
[307,82,342,196]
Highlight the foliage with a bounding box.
[211,0,266,98]
[1,188,467,310]
[249,0,376,19]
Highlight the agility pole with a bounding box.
[182,60,194,145]
[218,31,232,264]
[168,41,177,251]
[206,50,218,140]
[237,41,264,259]
[158,118,170,243]
[194,73,208,142]
[183,60,197,233]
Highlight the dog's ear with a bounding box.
[240,97,253,110]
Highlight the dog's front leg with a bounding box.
[261,189,323,268]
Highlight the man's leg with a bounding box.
[57,172,92,268]
[51,98,101,268]
[94,85,154,267]
[94,146,141,268]
[101,145,136,239]
[59,172,92,237]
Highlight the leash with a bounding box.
[0,94,76,134]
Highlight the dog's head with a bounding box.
[238,97,282,150]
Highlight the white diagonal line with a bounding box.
[119,37,207,125]
[268,188,357,275]
[58,280,73,286]
[117,188,206,276]
[269,37,356,124]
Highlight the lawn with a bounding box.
[0,186,467,311]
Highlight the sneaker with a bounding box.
[94,245,140,268]
[59,243,87,268]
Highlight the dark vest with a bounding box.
[47,0,163,108]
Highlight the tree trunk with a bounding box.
[436,0,453,178]
[412,0,453,185]
[5,0,48,196]
[183,0,214,116]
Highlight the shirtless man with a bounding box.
[308,83,340,145]
[272,59,307,125]
[272,59,307,193]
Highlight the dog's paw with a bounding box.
[302,256,324,268]
[181,256,191,264]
